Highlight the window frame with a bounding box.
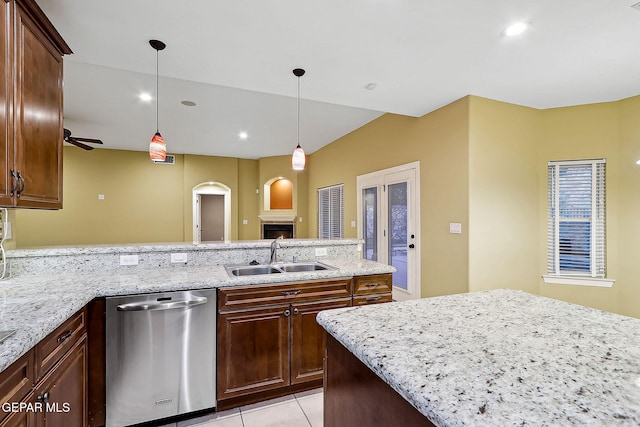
[543,158,613,288]
[317,184,344,239]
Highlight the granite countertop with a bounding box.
[0,258,393,373]
[316,289,640,426]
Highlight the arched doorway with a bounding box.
[193,182,231,243]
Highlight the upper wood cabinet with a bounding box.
[0,0,71,209]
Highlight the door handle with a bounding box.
[9,170,18,197]
[16,171,25,198]
[116,296,208,311]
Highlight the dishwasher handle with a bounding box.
[116,296,208,312]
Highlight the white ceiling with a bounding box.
[38,0,640,158]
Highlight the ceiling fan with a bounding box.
[63,128,103,150]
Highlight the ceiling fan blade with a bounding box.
[72,137,103,144]
[68,140,95,150]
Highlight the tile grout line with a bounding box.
[294,394,313,427]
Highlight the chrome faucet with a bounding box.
[270,236,283,264]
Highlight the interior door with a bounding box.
[358,163,420,301]
[200,194,225,241]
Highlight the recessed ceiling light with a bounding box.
[239,131,248,140]
[364,83,378,91]
[139,92,152,102]
[502,21,530,37]
[181,100,196,107]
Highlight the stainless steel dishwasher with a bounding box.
[105,289,216,427]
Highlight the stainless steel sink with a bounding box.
[226,265,283,276]
[225,261,335,277]
[0,330,16,344]
[277,262,334,272]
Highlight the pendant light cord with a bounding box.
[155,48,159,133]
[297,75,300,146]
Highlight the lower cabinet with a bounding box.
[0,308,88,427]
[217,278,352,409]
[32,335,87,427]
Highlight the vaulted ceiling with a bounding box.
[38,0,640,158]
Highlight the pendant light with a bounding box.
[149,39,167,161]
[291,68,306,171]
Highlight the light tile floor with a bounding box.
[161,388,323,427]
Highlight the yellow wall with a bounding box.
[308,98,470,298]
[536,101,623,314]
[14,148,185,246]
[468,97,541,294]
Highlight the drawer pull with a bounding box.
[282,290,301,296]
[37,392,50,403]
[57,330,72,344]
[365,283,379,288]
[366,296,382,302]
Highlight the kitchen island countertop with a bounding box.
[0,257,393,373]
[317,289,640,426]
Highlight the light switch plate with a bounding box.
[449,223,462,234]
[119,254,139,266]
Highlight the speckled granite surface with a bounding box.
[0,255,393,373]
[317,289,640,426]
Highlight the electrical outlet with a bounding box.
[449,223,462,234]
[171,253,188,263]
[315,247,328,257]
[119,254,139,266]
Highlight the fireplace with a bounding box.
[262,223,295,239]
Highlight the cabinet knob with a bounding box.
[293,308,299,315]
[284,309,291,317]
[37,391,50,403]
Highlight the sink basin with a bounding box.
[225,261,335,277]
[0,330,16,344]
[226,265,282,277]
[277,262,334,272]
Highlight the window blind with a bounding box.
[318,184,344,239]
[547,159,605,277]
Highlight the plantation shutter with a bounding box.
[547,159,605,277]
[318,184,344,239]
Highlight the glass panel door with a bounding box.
[387,182,407,290]
[363,187,378,261]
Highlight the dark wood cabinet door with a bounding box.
[33,335,87,427]
[0,1,14,206]
[12,3,63,209]
[217,305,290,400]
[0,393,35,427]
[290,298,351,385]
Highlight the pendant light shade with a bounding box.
[149,39,167,161]
[291,68,306,171]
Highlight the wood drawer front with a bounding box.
[353,293,393,306]
[353,274,392,295]
[35,307,87,380]
[0,351,34,423]
[219,278,352,311]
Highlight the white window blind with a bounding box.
[547,159,605,277]
[318,184,344,239]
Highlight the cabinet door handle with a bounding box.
[284,309,291,317]
[9,170,18,197]
[37,391,50,403]
[293,308,299,315]
[57,329,72,343]
[365,296,382,302]
[365,283,379,288]
[16,171,25,198]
